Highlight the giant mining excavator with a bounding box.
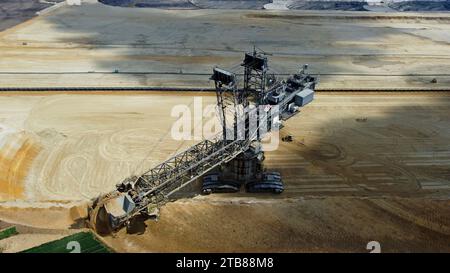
[88,49,317,235]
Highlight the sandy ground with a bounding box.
[104,197,450,252]
[0,92,216,203]
[0,216,85,253]
[1,2,450,89]
[1,0,449,253]
[0,91,449,252]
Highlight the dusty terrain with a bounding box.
[1,0,450,253]
[105,197,450,252]
[0,92,214,203]
[1,2,450,89]
[0,92,449,252]
[104,92,450,252]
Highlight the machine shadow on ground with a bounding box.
[101,93,450,252]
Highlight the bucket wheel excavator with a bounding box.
[88,49,317,235]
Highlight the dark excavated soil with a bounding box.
[99,0,197,9]
[99,0,270,9]
[389,1,450,12]
[288,1,369,11]
[0,0,58,31]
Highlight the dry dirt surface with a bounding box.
[104,197,450,252]
[1,2,450,89]
[0,92,214,203]
[0,91,449,252]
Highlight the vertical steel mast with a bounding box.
[211,67,237,142]
[242,47,268,106]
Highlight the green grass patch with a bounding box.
[0,226,18,241]
[21,231,113,253]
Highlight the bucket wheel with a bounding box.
[87,192,121,236]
